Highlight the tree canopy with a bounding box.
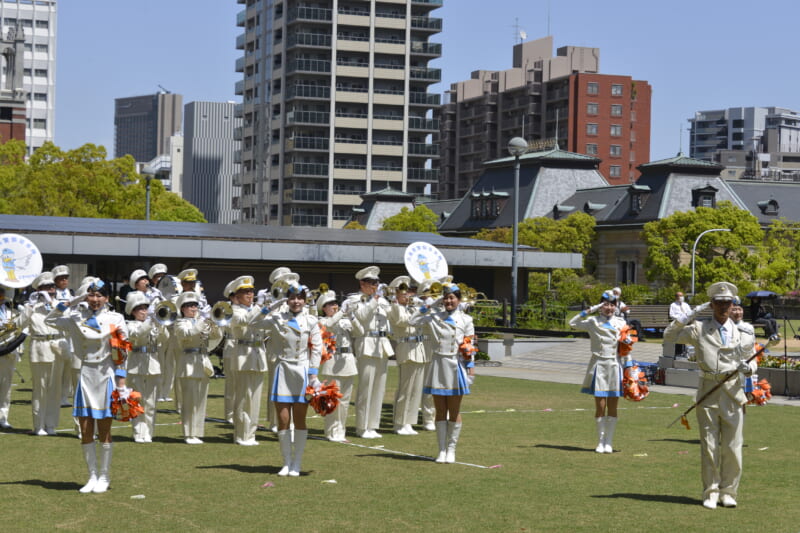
[380,204,439,233]
[641,201,763,296]
[472,211,596,256]
[0,141,206,222]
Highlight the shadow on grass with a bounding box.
[650,438,701,445]
[0,479,81,491]
[197,463,280,475]
[592,493,698,505]
[353,452,432,463]
[531,444,596,453]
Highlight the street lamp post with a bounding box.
[690,228,731,296]
[507,137,528,327]
[141,170,154,221]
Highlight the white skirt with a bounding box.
[580,355,623,398]
[270,359,309,403]
[73,359,114,419]
[424,353,470,397]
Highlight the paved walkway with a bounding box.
[474,337,800,407]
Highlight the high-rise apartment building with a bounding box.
[439,36,651,198]
[114,92,183,162]
[183,101,242,224]
[234,0,442,227]
[0,0,56,154]
[689,106,800,179]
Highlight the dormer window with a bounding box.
[469,189,509,220]
[628,184,651,215]
[691,185,718,208]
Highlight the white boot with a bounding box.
[445,421,461,464]
[290,429,307,477]
[435,421,448,463]
[93,443,112,493]
[79,443,98,493]
[277,430,292,476]
[603,416,617,454]
[595,417,606,453]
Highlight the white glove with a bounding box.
[68,292,89,307]
[588,303,603,314]
[116,386,131,401]
[430,297,443,309]
[678,301,710,324]
[308,374,321,391]
[738,359,753,376]
[340,299,351,315]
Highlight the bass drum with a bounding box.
[157,275,182,300]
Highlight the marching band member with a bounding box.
[148,264,168,300]
[0,287,18,429]
[263,267,295,432]
[317,289,356,442]
[664,282,757,509]
[569,290,631,454]
[220,284,237,424]
[53,265,77,407]
[349,266,393,439]
[178,269,208,309]
[387,275,428,435]
[129,269,151,301]
[410,282,476,463]
[255,280,321,476]
[45,279,129,494]
[226,275,269,446]
[125,292,164,443]
[174,291,219,444]
[17,272,68,436]
[257,266,291,307]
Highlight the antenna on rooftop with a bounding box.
[513,18,526,44]
[157,84,171,94]
[547,0,551,36]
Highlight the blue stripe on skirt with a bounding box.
[72,378,114,419]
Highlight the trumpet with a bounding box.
[309,282,330,304]
[418,280,443,299]
[210,301,233,327]
[153,300,178,326]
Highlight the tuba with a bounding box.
[153,300,178,326]
[211,301,233,327]
[157,274,181,300]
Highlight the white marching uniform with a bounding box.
[17,300,69,433]
[0,303,19,428]
[350,294,394,433]
[388,302,429,428]
[45,304,128,419]
[569,312,630,397]
[410,307,474,396]
[664,316,757,502]
[126,317,164,442]
[229,303,268,444]
[256,309,322,403]
[319,310,357,441]
[55,288,78,405]
[221,323,236,423]
[174,317,217,440]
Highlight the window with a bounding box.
[732,119,744,128]
[33,118,46,129]
[611,84,623,96]
[35,44,48,53]
[611,104,622,116]
[586,123,598,135]
[35,20,49,29]
[619,261,636,284]
[610,145,622,157]
[586,143,598,155]
[586,102,598,115]
[34,68,48,77]
[610,165,621,177]
[33,92,47,101]
[610,124,622,136]
[587,82,598,95]
[691,186,717,208]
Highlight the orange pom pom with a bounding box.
[622,364,649,402]
[111,389,144,421]
[305,380,343,416]
[459,335,478,361]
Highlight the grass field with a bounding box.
[2,358,800,533]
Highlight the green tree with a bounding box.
[0,141,206,222]
[380,205,439,233]
[343,220,366,230]
[642,201,763,296]
[757,219,800,294]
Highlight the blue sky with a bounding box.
[55,0,800,162]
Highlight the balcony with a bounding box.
[236,33,245,50]
[409,92,440,106]
[288,136,330,151]
[291,188,329,202]
[236,9,246,27]
[291,214,328,227]
[408,168,439,181]
[286,58,331,74]
[408,117,439,130]
[287,7,333,23]
[287,32,332,49]
[286,110,330,125]
[408,142,439,156]
[410,16,442,31]
[410,41,441,56]
[412,0,443,5]
[410,66,441,82]
[287,83,331,99]
[288,162,329,176]
[235,56,245,73]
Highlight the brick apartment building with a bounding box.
[439,36,651,199]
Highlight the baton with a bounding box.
[667,343,767,429]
